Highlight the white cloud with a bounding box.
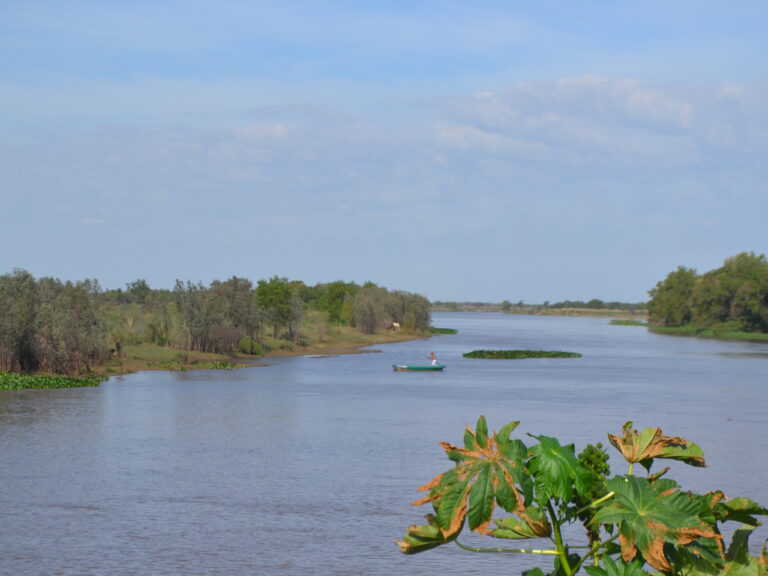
[243,123,289,138]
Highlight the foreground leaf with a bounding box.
[591,476,722,572]
[710,494,768,526]
[408,416,529,543]
[585,556,647,576]
[682,527,768,576]
[493,504,551,539]
[608,421,705,472]
[528,435,593,507]
[396,514,455,554]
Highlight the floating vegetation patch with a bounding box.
[146,360,241,371]
[0,372,105,390]
[609,319,648,326]
[430,327,458,334]
[463,350,582,360]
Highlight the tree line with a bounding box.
[648,252,768,333]
[0,271,431,375]
[433,300,647,313]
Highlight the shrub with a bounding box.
[397,417,767,576]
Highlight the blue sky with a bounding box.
[2,1,766,303]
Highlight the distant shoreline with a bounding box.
[431,305,648,319]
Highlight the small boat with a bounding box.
[393,364,445,372]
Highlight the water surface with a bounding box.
[2,312,766,575]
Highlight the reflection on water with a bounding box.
[1,312,766,575]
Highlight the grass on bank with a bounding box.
[609,319,649,326]
[649,325,768,342]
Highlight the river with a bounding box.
[1,312,766,575]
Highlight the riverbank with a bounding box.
[100,324,429,376]
[1,314,435,388]
[648,325,768,343]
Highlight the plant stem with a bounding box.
[571,533,620,574]
[547,501,574,576]
[454,540,558,555]
[574,491,615,517]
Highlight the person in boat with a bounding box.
[430,352,438,366]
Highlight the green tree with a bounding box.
[317,281,359,324]
[691,252,768,332]
[256,276,304,340]
[173,280,211,354]
[398,291,431,332]
[208,276,260,339]
[34,278,104,375]
[125,279,151,303]
[0,269,38,371]
[648,266,698,327]
[353,284,387,334]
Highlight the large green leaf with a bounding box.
[608,421,705,472]
[405,416,530,547]
[528,435,593,507]
[592,476,723,572]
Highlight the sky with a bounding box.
[2,1,767,303]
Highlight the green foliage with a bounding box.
[463,350,582,359]
[0,269,37,371]
[430,327,458,334]
[649,252,768,334]
[1,269,432,376]
[398,417,768,576]
[649,325,768,342]
[648,266,698,327]
[353,285,431,334]
[0,371,104,389]
[315,280,359,324]
[256,276,304,341]
[145,360,240,371]
[238,336,264,356]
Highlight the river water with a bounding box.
[1,312,766,575]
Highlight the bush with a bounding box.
[238,336,264,356]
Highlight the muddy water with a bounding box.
[2,312,766,575]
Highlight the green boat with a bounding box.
[392,364,445,372]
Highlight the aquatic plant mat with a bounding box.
[463,350,582,359]
[1,372,106,390]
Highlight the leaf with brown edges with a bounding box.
[403,416,530,547]
[608,421,705,471]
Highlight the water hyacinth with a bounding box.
[0,372,105,390]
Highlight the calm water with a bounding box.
[1,312,766,575]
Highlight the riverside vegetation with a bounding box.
[647,252,768,341]
[398,417,768,576]
[0,271,431,385]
